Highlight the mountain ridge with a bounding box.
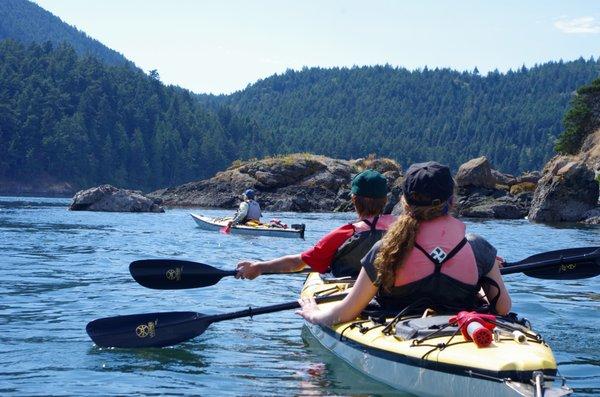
[200,60,600,174]
[0,0,132,67]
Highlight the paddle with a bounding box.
[90,246,600,348]
[130,246,600,291]
[86,293,346,348]
[219,226,231,234]
[501,246,600,279]
[129,259,311,290]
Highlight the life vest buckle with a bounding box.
[429,246,448,263]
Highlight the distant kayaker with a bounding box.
[235,169,396,279]
[225,189,262,233]
[296,161,512,325]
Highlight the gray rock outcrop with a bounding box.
[528,159,599,222]
[70,185,164,213]
[150,154,403,212]
[491,169,516,186]
[454,156,536,220]
[455,156,497,189]
[516,171,542,185]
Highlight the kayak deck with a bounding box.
[190,213,305,239]
[300,272,571,397]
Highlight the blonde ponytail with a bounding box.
[374,197,450,292]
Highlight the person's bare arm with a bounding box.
[236,254,305,279]
[296,269,378,325]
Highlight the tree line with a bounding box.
[204,59,600,174]
[2,39,599,193]
[0,40,269,191]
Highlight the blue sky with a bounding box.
[33,0,600,94]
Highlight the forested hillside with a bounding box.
[2,0,599,193]
[204,59,600,174]
[0,40,269,191]
[0,0,131,67]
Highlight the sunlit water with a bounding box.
[0,196,598,396]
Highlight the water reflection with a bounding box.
[300,328,404,396]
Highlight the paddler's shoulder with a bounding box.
[314,223,356,246]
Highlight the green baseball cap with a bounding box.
[351,169,388,198]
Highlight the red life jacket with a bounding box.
[375,215,481,312]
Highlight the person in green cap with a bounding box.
[235,169,396,279]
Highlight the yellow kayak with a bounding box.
[300,272,572,397]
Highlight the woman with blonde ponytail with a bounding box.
[297,161,512,326]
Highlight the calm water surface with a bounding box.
[0,196,598,396]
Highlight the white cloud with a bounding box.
[554,16,600,34]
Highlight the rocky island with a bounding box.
[148,144,598,224]
[146,153,538,220]
[149,153,401,213]
[70,185,164,213]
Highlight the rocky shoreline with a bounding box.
[145,153,599,223]
[5,150,598,223]
[151,151,599,223]
[7,150,598,223]
[0,178,75,197]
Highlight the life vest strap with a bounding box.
[414,237,468,273]
[479,275,501,313]
[359,215,379,231]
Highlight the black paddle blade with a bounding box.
[86,311,211,348]
[523,257,600,280]
[524,262,600,279]
[503,247,600,279]
[130,259,236,290]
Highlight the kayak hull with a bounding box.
[190,213,304,239]
[305,322,569,397]
[300,273,571,397]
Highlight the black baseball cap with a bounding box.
[402,161,454,206]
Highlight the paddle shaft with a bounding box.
[131,246,600,291]
[211,269,310,278]
[209,293,346,323]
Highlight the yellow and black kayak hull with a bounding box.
[300,273,572,397]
